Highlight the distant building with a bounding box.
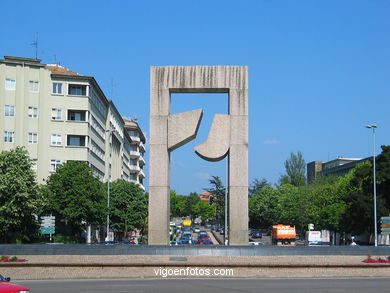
[123,117,146,190]
[307,157,370,183]
[0,56,146,190]
[199,192,212,201]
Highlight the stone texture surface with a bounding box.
[168,109,203,151]
[195,114,230,162]
[149,66,248,245]
[3,255,390,280]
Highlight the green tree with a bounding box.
[279,151,306,187]
[303,180,346,232]
[0,147,39,243]
[46,161,105,236]
[109,180,148,236]
[249,178,271,197]
[170,190,187,217]
[192,200,216,222]
[340,162,388,235]
[376,145,390,209]
[205,176,226,223]
[249,186,280,228]
[185,192,201,220]
[278,184,309,231]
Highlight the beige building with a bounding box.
[0,56,146,190]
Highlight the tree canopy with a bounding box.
[279,151,306,187]
[46,161,105,235]
[109,180,148,234]
[0,147,39,243]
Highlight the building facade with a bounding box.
[307,157,370,183]
[0,56,145,189]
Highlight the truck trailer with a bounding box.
[272,224,296,246]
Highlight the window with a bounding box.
[51,108,62,120]
[68,84,86,96]
[51,134,62,146]
[5,78,16,90]
[28,106,39,118]
[68,110,87,121]
[130,158,137,166]
[67,135,87,147]
[130,173,137,181]
[129,130,139,137]
[52,82,63,94]
[29,80,39,92]
[4,105,15,116]
[28,132,38,144]
[4,131,14,142]
[50,160,61,172]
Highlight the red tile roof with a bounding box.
[45,64,81,76]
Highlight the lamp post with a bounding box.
[366,124,378,246]
[105,127,114,241]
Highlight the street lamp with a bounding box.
[105,127,115,242]
[365,124,378,246]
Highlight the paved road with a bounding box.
[18,278,390,293]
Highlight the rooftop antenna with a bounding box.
[31,32,39,59]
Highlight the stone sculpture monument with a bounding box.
[148,66,248,245]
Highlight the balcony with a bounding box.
[129,165,140,172]
[139,156,146,166]
[139,141,146,151]
[139,168,145,178]
[67,135,88,147]
[68,84,87,96]
[130,150,140,158]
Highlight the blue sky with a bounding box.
[1,1,389,195]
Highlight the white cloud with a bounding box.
[263,139,280,145]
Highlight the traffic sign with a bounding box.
[40,216,55,227]
[40,227,55,234]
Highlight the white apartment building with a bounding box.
[123,117,146,188]
[0,56,146,190]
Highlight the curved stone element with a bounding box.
[168,109,203,152]
[195,114,230,162]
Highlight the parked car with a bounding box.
[198,230,208,236]
[249,241,266,246]
[178,239,192,244]
[198,239,213,245]
[0,275,30,292]
[193,226,201,233]
[251,229,262,239]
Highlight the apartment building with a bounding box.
[0,56,145,190]
[123,117,146,188]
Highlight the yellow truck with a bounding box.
[182,220,192,227]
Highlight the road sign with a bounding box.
[41,220,55,226]
[40,227,55,234]
[40,216,55,228]
[381,227,390,232]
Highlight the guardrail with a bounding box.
[1,244,390,256]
